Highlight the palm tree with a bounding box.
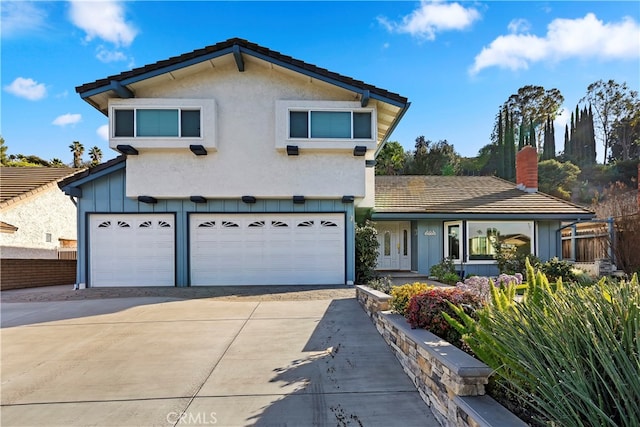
[69,141,84,168]
[50,158,66,167]
[88,146,103,167]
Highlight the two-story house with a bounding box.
[60,38,409,287]
[61,38,594,288]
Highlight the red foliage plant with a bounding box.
[406,287,484,347]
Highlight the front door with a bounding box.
[376,222,411,270]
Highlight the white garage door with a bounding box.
[89,214,175,287]
[190,213,345,285]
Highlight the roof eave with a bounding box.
[77,41,409,113]
[371,212,596,221]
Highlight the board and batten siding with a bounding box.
[75,167,355,287]
[414,219,563,279]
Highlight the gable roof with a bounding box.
[0,167,82,208]
[58,156,126,194]
[374,175,594,220]
[76,38,408,107]
[75,38,409,148]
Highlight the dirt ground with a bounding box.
[0,284,357,303]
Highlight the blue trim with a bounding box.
[371,212,595,221]
[233,44,245,72]
[186,210,350,285]
[80,47,238,99]
[80,45,408,109]
[375,101,412,157]
[361,89,370,107]
[110,80,134,98]
[85,211,178,288]
[61,160,126,193]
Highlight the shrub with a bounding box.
[429,257,457,283]
[366,276,393,294]
[389,283,431,315]
[355,221,379,284]
[493,244,540,275]
[456,273,523,302]
[539,257,576,282]
[446,259,640,426]
[406,287,484,347]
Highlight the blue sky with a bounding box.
[2,1,639,164]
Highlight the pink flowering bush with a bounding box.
[456,274,523,302]
[406,288,484,347]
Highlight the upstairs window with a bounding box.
[113,108,201,138]
[289,110,372,139]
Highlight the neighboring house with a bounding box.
[1,167,80,259]
[59,38,410,287]
[372,147,595,277]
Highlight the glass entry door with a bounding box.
[376,222,411,270]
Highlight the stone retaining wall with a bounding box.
[356,285,526,427]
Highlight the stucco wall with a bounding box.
[119,61,373,201]
[0,186,76,258]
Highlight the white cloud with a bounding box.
[68,0,137,47]
[96,46,127,62]
[471,13,640,75]
[97,124,109,141]
[52,113,82,127]
[378,0,480,40]
[4,77,47,100]
[1,1,48,36]
[508,18,531,34]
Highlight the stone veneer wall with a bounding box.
[356,285,526,427]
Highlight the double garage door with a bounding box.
[89,213,345,287]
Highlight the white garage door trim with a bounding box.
[89,213,175,287]
[190,213,345,286]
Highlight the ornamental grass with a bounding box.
[445,258,640,426]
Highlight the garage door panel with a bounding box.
[190,213,345,286]
[90,214,175,287]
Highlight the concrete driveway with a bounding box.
[1,287,438,426]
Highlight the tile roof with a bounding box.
[0,167,82,206]
[375,175,594,217]
[57,156,126,189]
[75,38,408,106]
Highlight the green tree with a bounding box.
[375,141,406,175]
[502,85,564,148]
[0,136,7,166]
[581,79,638,164]
[610,96,640,161]
[538,159,580,199]
[69,141,85,168]
[404,136,460,175]
[50,158,66,167]
[88,146,103,167]
[542,117,556,160]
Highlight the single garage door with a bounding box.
[190,213,345,285]
[89,214,175,287]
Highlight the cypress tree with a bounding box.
[549,118,556,160]
[497,109,504,178]
[564,124,571,159]
[518,119,525,150]
[529,119,536,148]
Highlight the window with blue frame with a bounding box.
[113,108,201,138]
[289,110,372,139]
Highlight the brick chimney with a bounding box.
[516,146,538,193]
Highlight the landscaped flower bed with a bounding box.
[362,260,640,427]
